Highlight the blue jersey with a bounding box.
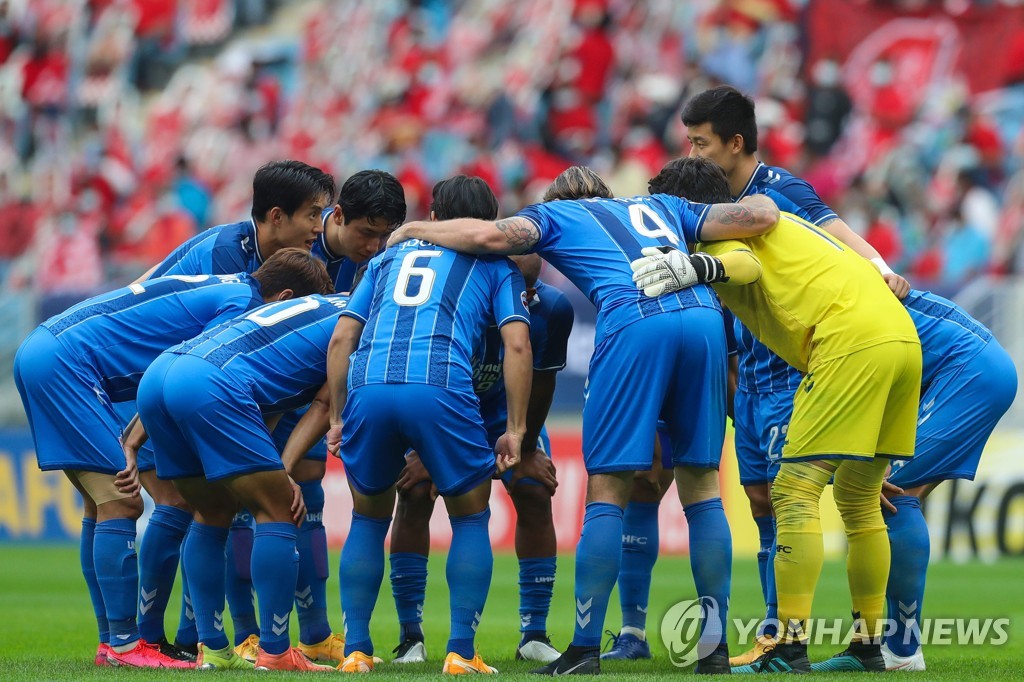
[475,279,574,414]
[903,289,993,388]
[516,195,720,338]
[343,239,529,394]
[172,294,351,414]
[41,274,263,402]
[313,208,362,293]
[734,162,838,393]
[151,219,263,278]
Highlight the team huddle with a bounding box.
[15,86,1015,675]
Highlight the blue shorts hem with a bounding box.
[158,462,283,481]
[585,462,652,474]
[41,461,121,475]
[438,466,495,498]
[739,476,771,486]
[888,469,976,490]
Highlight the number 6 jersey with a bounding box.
[341,240,529,395]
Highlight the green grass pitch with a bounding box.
[1,546,1020,679]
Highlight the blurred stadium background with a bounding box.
[0,0,1022,562]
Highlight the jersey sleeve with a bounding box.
[340,258,378,324]
[203,286,260,330]
[533,292,574,371]
[492,260,530,328]
[765,175,838,226]
[514,203,557,253]
[208,241,249,275]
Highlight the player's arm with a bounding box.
[699,194,780,241]
[497,320,532,472]
[630,243,762,297]
[818,217,910,298]
[326,315,365,453]
[280,383,332,474]
[387,217,538,255]
[132,264,160,284]
[115,414,149,495]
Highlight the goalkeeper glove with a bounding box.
[630,246,728,297]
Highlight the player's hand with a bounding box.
[631,247,726,297]
[115,444,141,497]
[883,272,911,300]
[386,225,413,248]
[396,451,432,496]
[880,479,904,514]
[288,476,306,526]
[326,423,342,457]
[494,432,523,473]
[507,448,557,494]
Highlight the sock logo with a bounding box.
[295,586,314,609]
[471,611,482,633]
[660,597,723,668]
[776,544,792,554]
[521,613,532,629]
[272,613,288,636]
[621,535,648,545]
[139,587,157,615]
[213,610,224,632]
[184,595,194,622]
[576,597,593,629]
[305,512,322,523]
[533,576,555,583]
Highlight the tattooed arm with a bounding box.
[699,194,780,242]
[386,217,539,255]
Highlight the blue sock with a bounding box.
[618,501,659,631]
[137,505,192,642]
[753,515,774,604]
[518,556,556,638]
[761,518,779,638]
[340,513,390,656]
[884,496,929,657]
[225,511,258,645]
[94,518,140,647]
[684,498,732,647]
[296,481,331,645]
[390,552,427,642]
[447,509,493,659]
[572,502,624,648]
[183,522,230,650]
[252,522,299,656]
[174,523,198,647]
[81,518,109,643]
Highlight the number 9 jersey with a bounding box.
[342,239,530,396]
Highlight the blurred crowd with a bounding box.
[2,0,1024,299]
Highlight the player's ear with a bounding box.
[430,210,437,222]
[272,288,294,302]
[333,205,344,224]
[730,134,745,155]
[268,206,284,225]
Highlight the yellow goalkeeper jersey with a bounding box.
[698,212,918,373]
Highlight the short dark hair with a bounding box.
[252,247,335,298]
[251,160,337,221]
[430,175,499,221]
[338,170,407,228]
[681,86,758,154]
[649,157,732,204]
[543,166,612,202]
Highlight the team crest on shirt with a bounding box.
[521,291,530,310]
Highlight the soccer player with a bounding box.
[124,159,337,657]
[133,290,345,672]
[383,177,574,665]
[386,165,780,675]
[132,165,406,663]
[632,157,921,673]
[232,169,407,664]
[315,208,533,674]
[871,291,1015,671]
[12,248,332,668]
[681,85,912,666]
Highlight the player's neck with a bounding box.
[323,228,347,260]
[729,155,761,198]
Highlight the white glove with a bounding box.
[630,246,698,296]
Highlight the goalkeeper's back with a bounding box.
[699,212,918,373]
